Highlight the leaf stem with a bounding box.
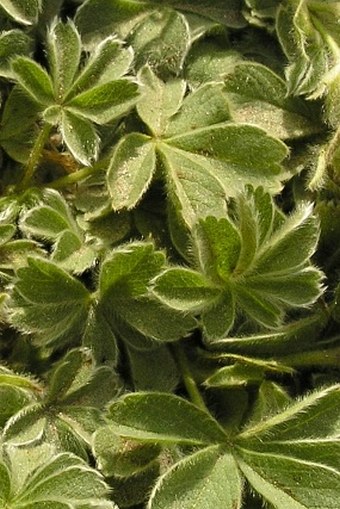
[172,343,209,413]
[48,166,94,189]
[18,122,52,191]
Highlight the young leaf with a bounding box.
[107,133,156,210]
[148,446,243,509]
[107,392,228,444]
[8,257,91,348]
[11,57,54,106]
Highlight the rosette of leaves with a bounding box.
[94,384,340,509]
[107,65,289,230]
[153,187,324,341]
[2,348,120,458]
[10,18,139,165]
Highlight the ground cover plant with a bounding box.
[0,0,339,507]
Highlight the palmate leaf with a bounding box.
[8,257,91,348]
[153,188,324,340]
[0,450,118,508]
[108,67,288,228]
[236,385,340,509]
[19,188,97,273]
[99,242,196,342]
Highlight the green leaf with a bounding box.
[205,363,265,388]
[126,343,179,392]
[276,0,340,98]
[11,56,54,106]
[75,0,152,45]
[128,9,190,77]
[185,40,242,88]
[108,392,228,444]
[107,133,156,210]
[235,385,340,508]
[82,304,119,367]
[149,0,246,28]
[1,451,118,508]
[0,29,32,79]
[0,0,41,25]
[152,268,220,312]
[0,462,10,501]
[93,424,160,477]
[66,79,139,124]
[20,189,79,241]
[164,83,232,137]
[8,257,91,348]
[60,109,99,165]
[224,62,322,139]
[137,65,186,137]
[99,242,165,299]
[149,447,242,509]
[66,36,134,99]
[0,86,40,163]
[47,19,81,100]
[201,291,235,340]
[159,142,227,227]
[194,216,241,282]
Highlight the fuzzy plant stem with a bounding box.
[48,166,94,189]
[172,343,210,413]
[18,122,52,191]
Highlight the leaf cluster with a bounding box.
[0,1,340,508]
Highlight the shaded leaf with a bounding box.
[0,0,41,25]
[0,29,32,79]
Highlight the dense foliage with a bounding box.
[0,1,339,508]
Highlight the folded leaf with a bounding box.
[108,392,228,444]
[61,109,99,165]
